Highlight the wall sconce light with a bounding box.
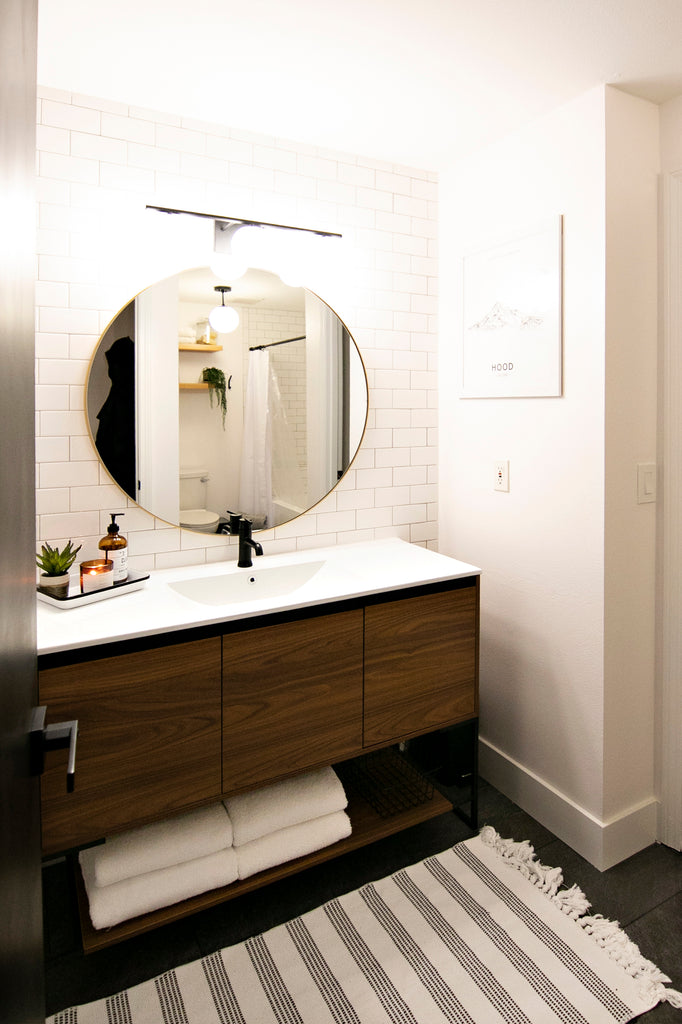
[208,285,240,334]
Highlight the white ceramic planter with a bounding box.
[37,573,70,600]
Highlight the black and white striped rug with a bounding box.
[47,828,681,1023]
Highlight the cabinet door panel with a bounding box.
[364,586,478,747]
[223,610,363,792]
[40,637,222,855]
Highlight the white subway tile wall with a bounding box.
[35,88,438,572]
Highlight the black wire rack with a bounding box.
[338,746,436,818]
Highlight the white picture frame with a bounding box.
[461,217,563,398]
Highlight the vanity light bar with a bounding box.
[145,205,342,239]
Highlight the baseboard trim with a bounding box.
[479,737,658,870]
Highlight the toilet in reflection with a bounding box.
[179,468,220,534]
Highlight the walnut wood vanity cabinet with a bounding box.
[222,610,365,793]
[364,587,478,747]
[39,637,222,857]
[38,576,478,949]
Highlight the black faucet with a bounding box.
[237,517,264,568]
[217,511,243,536]
[226,511,243,534]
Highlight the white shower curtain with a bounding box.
[238,349,273,528]
[269,364,306,516]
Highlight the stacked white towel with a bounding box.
[224,765,352,879]
[79,803,237,930]
[78,767,352,927]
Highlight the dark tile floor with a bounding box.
[43,779,682,1021]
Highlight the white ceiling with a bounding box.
[179,266,304,311]
[37,0,682,169]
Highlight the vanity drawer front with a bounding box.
[39,636,222,855]
[364,585,478,747]
[222,609,364,793]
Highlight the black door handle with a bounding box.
[30,706,78,792]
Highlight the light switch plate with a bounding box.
[637,463,656,504]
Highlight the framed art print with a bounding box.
[462,217,563,398]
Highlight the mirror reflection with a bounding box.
[86,267,368,533]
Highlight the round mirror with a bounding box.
[86,266,368,533]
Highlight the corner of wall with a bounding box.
[480,737,658,870]
[603,87,659,820]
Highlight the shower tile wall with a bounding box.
[35,87,438,572]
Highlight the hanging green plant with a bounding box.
[202,367,227,428]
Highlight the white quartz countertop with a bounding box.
[36,538,480,656]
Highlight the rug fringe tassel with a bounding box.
[478,825,564,896]
[479,826,682,1009]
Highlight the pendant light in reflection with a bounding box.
[208,285,240,334]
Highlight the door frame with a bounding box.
[0,0,43,1020]
[657,168,682,851]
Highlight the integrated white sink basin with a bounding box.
[37,539,482,656]
[169,560,325,607]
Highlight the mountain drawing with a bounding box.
[468,301,544,331]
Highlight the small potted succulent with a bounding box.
[36,540,82,599]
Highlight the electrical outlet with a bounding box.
[494,460,509,492]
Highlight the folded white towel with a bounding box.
[88,803,233,887]
[225,766,347,847]
[79,846,238,930]
[235,810,352,880]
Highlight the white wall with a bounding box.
[35,88,438,570]
[439,85,659,869]
[603,88,659,825]
[660,95,682,172]
[657,96,682,851]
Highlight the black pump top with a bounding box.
[108,513,124,534]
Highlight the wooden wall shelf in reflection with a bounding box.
[179,382,210,390]
[178,343,223,352]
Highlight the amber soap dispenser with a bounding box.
[99,513,128,582]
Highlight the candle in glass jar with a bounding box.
[80,559,114,594]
